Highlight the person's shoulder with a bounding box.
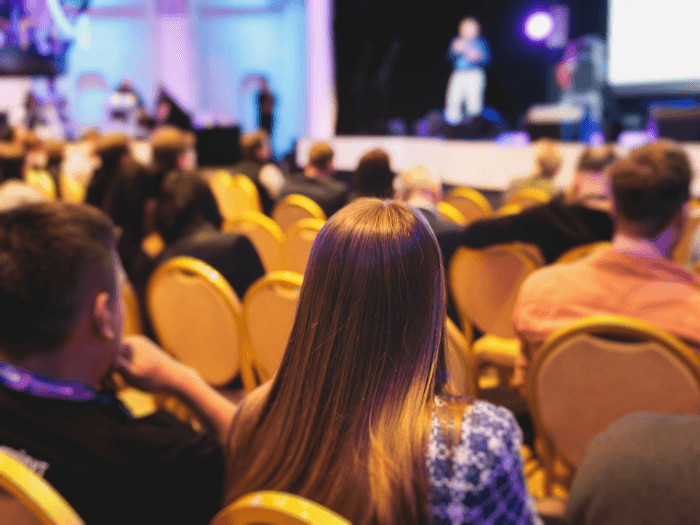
[519,258,573,293]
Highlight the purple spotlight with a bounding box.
[524,11,555,42]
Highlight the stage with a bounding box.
[297,136,700,195]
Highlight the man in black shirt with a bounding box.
[0,202,235,524]
[278,141,348,217]
[459,144,617,264]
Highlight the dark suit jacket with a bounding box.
[278,174,348,217]
[417,208,463,329]
[158,223,265,300]
[566,412,700,525]
[458,195,614,264]
[419,208,462,269]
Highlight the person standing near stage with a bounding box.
[444,17,490,125]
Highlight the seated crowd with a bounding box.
[0,125,698,524]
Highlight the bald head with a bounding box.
[394,165,442,206]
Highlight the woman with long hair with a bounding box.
[225,198,540,524]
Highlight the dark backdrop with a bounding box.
[334,0,607,135]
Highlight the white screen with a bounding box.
[608,0,700,90]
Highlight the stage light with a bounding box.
[524,11,555,42]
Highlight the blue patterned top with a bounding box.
[427,399,542,525]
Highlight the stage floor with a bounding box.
[297,136,700,194]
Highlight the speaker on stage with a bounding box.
[649,107,700,141]
[525,103,583,140]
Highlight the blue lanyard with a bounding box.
[0,362,114,405]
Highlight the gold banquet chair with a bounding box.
[0,451,84,525]
[527,314,700,496]
[436,201,467,226]
[25,170,57,200]
[58,175,86,203]
[146,257,255,390]
[209,171,263,222]
[449,244,538,391]
[272,194,326,233]
[223,211,285,273]
[120,279,143,336]
[444,318,477,398]
[242,271,303,387]
[283,218,325,275]
[442,187,493,224]
[501,187,552,211]
[671,206,700,265]
[210,491,350,525]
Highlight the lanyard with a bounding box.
[0,362,114,405]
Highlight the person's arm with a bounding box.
[114,335,236,444]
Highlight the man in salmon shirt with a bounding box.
[514,140,700,357]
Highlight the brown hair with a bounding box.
[239,129,269,161]
[352,148,394,198]
[151,126,195,172]
[0,202,115,360]
[609,140,691,237]
[576,144,617,173]
[225,199,448,524]
[308,142,334,169]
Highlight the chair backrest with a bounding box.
[209,171,262,222]
[120,279,142,336]
[496,203,524,216]
[210,491,350,525]
[671,207,700,264]
[449,244,538,338]
[272,194,326,233]
[528,315,700,490]
[436,201,467,226]
[555,241,610,264]
[283,218,325,275]
[242,271,303,385]
[24,171,56,200]
[502,187,552,210]
[58,175,86,203]
[444,318,476,397]
[0,452,83,525]
[442,187,493,224]
[146,257,253,388]
[223,211,285,273]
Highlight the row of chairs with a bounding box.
[0,448,350,524]
[144,255,475,396]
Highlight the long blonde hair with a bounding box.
[225,199,447,523]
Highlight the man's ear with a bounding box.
[92,292,116,341]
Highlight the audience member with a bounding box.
[459,145,616,263]
[231,129,285,215]
[84,133,131,210]
[0,180,44,212]
[0,202,234,524]
[504,139,563,202]
[514,141,700,353]
[277,141,347,216]
[351,148,395,199]
[0,142,25,182]
[394,165,461,266]
[224,199,541,524]
[150,172,265,299]
[565,412,700,525]
[151,125,196,176]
